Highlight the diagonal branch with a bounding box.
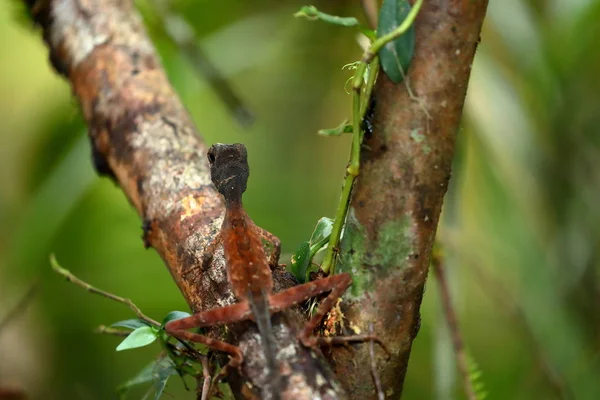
[432,252,477,400]
[24,0,345,398]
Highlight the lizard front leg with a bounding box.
[164,300,252,369]
[256,226,281,269]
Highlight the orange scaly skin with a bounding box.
[223,203,273,301]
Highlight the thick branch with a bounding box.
[25,0,345,398]
[333,1,489,398]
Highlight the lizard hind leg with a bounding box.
[268,273,389,356]
[164,301,254,397]
[164,300,253,368]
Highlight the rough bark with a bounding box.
[24,0,345,399]
[333,1,488,398]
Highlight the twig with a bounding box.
[368,323,384,400]
[154,0,254,128]
[0,281,38,335]
[95,325,131,337]
[361,0,379,29]
[469,260,574,399]
[50,254,160,327]
[198,356,212,400]
[432,252,477,400]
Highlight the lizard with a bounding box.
[165,143,384,398]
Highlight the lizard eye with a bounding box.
[207,149,216,164]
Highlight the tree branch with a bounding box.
[432,252,477,400]
[25,0,345,398]
[332,0,489,398]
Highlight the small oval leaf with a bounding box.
[377,0,415,83]
[161,311,192,327]
[116,326,158,351]
[111,319,150,330]
[310,217,334,245]
[289,241,311,283]
[318,121,353,136]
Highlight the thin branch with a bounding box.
[368,323,384,400]
[50,254,160,327]
[154,0,254,127]
[469,261,573,399]
[198,356,211,400]
[432,252,477,400]
[0,281,38,334]
[361,0,379,29]
[95,325,131,337]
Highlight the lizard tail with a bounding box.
[248,290,281,400]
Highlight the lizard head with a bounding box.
[207,143,249,204]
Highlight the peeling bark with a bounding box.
[24,0,346,398]
[333,1,489,398]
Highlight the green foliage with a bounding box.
[289,241,311,283]
[4,0,600,398]
[289,217,334,282]
[294,5,375,40]
[294,6,360,27]
[318,120,352,136]
[152,360,178,400]
[112,319,151,330]
[161,311,192,327]
[467,353,488,400]
[377,0,415,83]
[117,356,178,400]
[116,326,159,351]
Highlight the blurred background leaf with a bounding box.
[1,0,599,399]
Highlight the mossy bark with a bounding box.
[333,1,489,398]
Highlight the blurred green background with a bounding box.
[1,0,599,399]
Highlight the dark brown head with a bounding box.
[207,143,249,204]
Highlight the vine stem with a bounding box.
[321,57,378,275]
[50,254,161,327]
[321,0,420,275]
[363,0,424,64]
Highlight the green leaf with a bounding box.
[309,217,334,245]
[318,121,353,136]
[111,319,150,330]
[117,358,162,393]
[289,241,311,283]
[359,27,377,41]
[161,311,191,327]
[153,360,178,400]
[116,326,158,351]
[117,357,177,399]
[289,218,335,282]
[377,0,416,83]
[294,5,360,27]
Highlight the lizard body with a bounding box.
[166,143,384,399]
